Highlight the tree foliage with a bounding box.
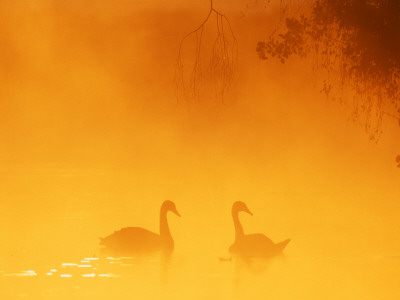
[257,0,400,143]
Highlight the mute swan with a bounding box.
[100,200,180,256]
[229,201,290,258]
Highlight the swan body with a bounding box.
[229,201,290,258]
[100,200,180,256]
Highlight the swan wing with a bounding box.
[100,227,161,254]
[243,233,275,249]
[231,234,288,258]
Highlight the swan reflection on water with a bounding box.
[99,200,180,285]
[226,201,291,296]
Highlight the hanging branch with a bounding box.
[175,0,238,109]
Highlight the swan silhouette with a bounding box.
[229,201,290,258]
[100,200,180,256]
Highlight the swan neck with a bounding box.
[160,209,172,241]
[232,210,244,241]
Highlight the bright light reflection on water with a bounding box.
[1,254,400,299]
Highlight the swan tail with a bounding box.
[275,238,291,252]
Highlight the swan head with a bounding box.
[161,200,181,217]
[232,201,253,216]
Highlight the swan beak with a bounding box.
[173,208,181,217]
[245,208,253,216]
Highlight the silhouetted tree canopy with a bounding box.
[257,0,400,143]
